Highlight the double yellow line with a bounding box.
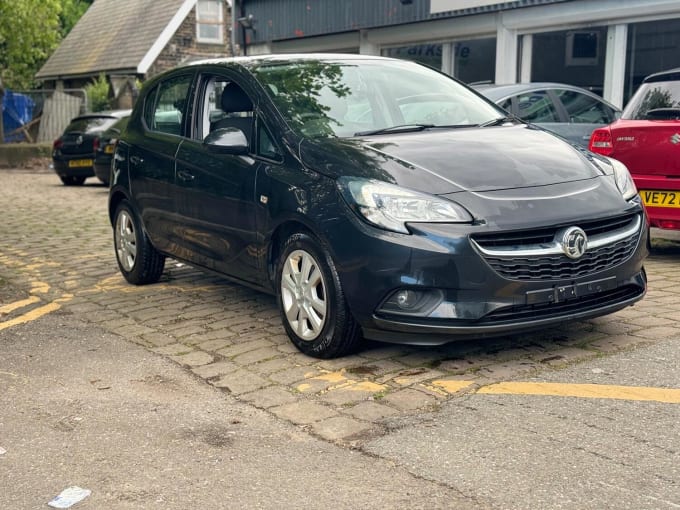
[0,281,72,332]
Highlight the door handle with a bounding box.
[129,155,143,165]
[177,170,195,182]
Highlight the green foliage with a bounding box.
[0,0,93,90]
[59,0,93,36]
[0,0,62,89]
[254,62,351,137]
[85,74,112,112]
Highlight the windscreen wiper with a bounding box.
[478,116,517,127]
[354,124,435,136]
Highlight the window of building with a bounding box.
[531,27,607,96]
[382,43,443,70]
[625,18,680,103]
[381,38,496,84]
[197,0,224,44]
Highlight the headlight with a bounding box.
[607,157,637,200]
[338,177,472,234]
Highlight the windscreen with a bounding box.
[252,59,502,138]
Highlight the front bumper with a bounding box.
[326,206,648,346]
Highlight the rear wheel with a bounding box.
[276,232,362,358]
[113,201,165,284]
[60,175,86,186]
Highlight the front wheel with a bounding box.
[113,200,165,285]
[276,232,362,358]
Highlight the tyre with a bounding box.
[276,232,362,358]
[113,200,165,285]
[60,175,86,186]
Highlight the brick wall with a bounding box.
[148,6,232,78]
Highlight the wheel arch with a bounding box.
[266,218,325,287]
[108,188,130,226]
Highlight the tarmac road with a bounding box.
[0,312,480,509]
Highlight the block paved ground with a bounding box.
[2,166,679,444]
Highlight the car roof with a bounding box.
[643,68,680,83]
[191,53,393,65]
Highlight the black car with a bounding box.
[94,115,130,186]
[109,55,648,358]
[52,110,130,185]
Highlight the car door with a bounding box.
[553,88,618,146]
[173,72,263,284]
[128,73,194,253]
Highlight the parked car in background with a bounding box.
[52,110,131,185]
[474,83,620,147]
[109,55,647,358]
[94,114,130,186]
[589,69,680,231]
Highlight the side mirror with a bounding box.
[204,127,249,155]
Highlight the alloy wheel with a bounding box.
[280,249,328,341]
[115,209,137,272]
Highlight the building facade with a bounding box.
[236,0,680,108]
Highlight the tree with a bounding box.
[59,0,94,36]
[0,1,63,90]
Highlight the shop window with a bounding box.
[197,0,224,44]
[453,38,496,84]
[382,43,443,70]
[531,27,606,94]
[381,38,496,84]
[625,18,680,103]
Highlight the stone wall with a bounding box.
[148,7,232,79]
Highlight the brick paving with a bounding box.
[2,167,680,443]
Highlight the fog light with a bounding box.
[395,290,420,309]
[379,289,444,316]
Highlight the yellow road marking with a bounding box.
[0,296,41,315]
[478,381,680,404]
[0,294,73,332]
[431,380,476,393]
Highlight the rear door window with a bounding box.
[515,91,560,122]
[554,89,616,124]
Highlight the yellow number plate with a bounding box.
[640,190,680,208]
[68,159,93,168]
[104,145,114,154]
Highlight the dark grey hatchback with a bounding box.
[109,54,648,358]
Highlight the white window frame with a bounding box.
[196,0,224,45]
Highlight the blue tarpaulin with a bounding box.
[2,89,35,142]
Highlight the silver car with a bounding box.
[474,82,620,147]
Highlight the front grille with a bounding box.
[481,285,644,323]
[471,214,641,281]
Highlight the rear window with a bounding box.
[622,81,680,120]
[65,116,119,134]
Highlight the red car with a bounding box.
[589,69,680,230]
